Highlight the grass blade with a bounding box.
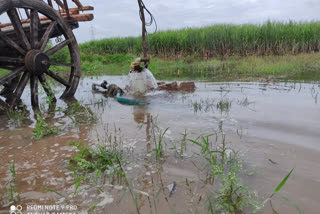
[208,198,214,214]
[188,139,202,147]
[40,187,65,198]
[274,168,294,193]
[155,187,162,200]
[281,195,302,214]
[88,199,102,212]
[118,189,129,204]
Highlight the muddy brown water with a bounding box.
[0,76,319,214]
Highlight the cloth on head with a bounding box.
[130,61,141,71]
[134,57,141,62]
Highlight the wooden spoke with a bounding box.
[0,66,15,70]
[0,98,9,110]
[45,39,70,56]
[30,74,39,107]
[0,66,25,85]
[24,9,30,19]
[30,9,40,49]
[38,74,57,102]
[9,71,30,106]
[39,21,57,50]
[0,57,24,64]
[0,76,20,99]
[0,31,26,55]
[7,9,31,50]
[0,0,82,107]
[50,62,72,67]
[72,0,83,8]
[47,0,53,7]
[45,70,70,87]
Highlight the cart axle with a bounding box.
[25,50,50,75]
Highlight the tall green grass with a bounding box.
[80,21,320,57]
[77,52,320,80]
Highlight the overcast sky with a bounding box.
[71,0,320,43]
[4,0,320,43]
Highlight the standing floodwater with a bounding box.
[0,76,319,214]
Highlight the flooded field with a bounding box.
[0,76,319,214]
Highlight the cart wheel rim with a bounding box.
[0,0,81,109]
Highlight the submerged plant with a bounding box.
[6,105,27,127]
[9,160,16,180]
[214,161,262,213]
[153,128,169,161]
[65,101,97,124]
[191,98,215,113]
[179,129,188,156]
[216,98,232,113]
[264,168,302,214]
[40,94,56,113]
[32,114,58,139]
[150,116,169,161]
[68,127,124,181]
[7,160,19,203]
[189,133,261,213]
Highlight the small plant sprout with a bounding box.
[264,168,302,214]
[7,160,19,203]
[32,114,58,139]
[154,128,169,161]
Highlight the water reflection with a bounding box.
[132,96,152,152]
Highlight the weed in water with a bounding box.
[188,133,262,213]
[40,95,56,113]
[7,160,19,203]
[40,187,66,198]
[150,116,170,161]
[68,138,123,178]
[32,114,58,139]
[9,160,16,180]
[214,161,262,213]
[179,129,188,157]
[65,101,97,124]
[73,175,84,197]
[153,127,169,161]
[216,98,232,113]
[264,168,302,214]
[6,105,27,127]
[191,98,215,113]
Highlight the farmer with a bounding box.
[128,57,158,93]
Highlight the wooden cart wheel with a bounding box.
[0,0,81,109]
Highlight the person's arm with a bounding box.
[140,57,150,68]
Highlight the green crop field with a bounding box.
[45,21,320,80]
[80,21,320,57]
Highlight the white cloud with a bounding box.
[69,0,320,43]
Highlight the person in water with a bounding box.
[128,57,158,92]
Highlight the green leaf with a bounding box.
[188,139,202,147]
[155,187,162,200]
[281,195,302,214]
[40,187,65,198]
[274,168,294,193]
[118,189,128,204]
[208,198,214,214]
[88,199,102,212]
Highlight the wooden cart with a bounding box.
[0,0,94,109]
